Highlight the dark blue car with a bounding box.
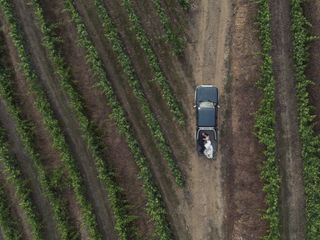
[195,85,219,159]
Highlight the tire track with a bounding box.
[270,0,306,239]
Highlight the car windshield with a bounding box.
[199,101,214,108]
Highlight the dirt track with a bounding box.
[183,0,231,239]
[270,0,306,239]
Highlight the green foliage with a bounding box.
[255,1,281,239]
[0,1,101,239]
[121,0,185,125]
[0,181,21,240]
[94,0,184,187]
[290,0,320,238]
[0,65,74,240]
[29,0,135,239]
[177,0,190,11]
[64,1,173,239]
[0,125,42,240]
[151,0,185,55]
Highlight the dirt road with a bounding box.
[183,0,231,239]
[270,0,306,239]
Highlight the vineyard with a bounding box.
[0,0,319,240]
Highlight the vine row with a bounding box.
[0,56,76,240]
[30,0,135,239]
[0,121,42,240]
[65,1,173,239]
[290,0,320,238]
[0,185,21,240]
[151,0,185,55]
[0,184,22,240]
[121,0,185,125]
[94,0,184,186]
[177,0,190,11]
[255,1,281,239]
[0,1,101,239]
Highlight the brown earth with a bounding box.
[45,0,267,239]
[270,0,306,239]
[214,0,269,239]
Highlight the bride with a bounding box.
[204,138,213,159]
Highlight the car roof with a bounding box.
[197,107,216,127]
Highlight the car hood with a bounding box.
[197,107,216,127]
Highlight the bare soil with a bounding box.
[270,0,306,239]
